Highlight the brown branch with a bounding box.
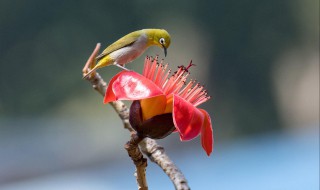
[125,133,148,190]
[139,139,190,190]
[82,43,190,190]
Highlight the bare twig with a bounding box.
[82,43,190,190]
[125,133,148,190]
[140,139,190,190]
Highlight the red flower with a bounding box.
[104,57,213,156]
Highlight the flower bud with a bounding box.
[129,100,175,139]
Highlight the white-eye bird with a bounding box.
[83,29,171,78]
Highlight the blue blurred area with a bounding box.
[0,0,318,189]
[0,125,318,190]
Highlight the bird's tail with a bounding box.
[83,65,99,79]
[83,56,113,79]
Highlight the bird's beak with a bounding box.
[162,44,167,57]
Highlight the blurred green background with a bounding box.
[0,0,318,189]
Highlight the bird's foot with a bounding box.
[115,63,130,71]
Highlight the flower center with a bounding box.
[143,56,211,107]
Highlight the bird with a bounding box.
[83,29,171,78]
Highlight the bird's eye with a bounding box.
[159,38,165,44]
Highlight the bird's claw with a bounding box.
[115,63,130,71]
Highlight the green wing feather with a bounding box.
[96,30,142,60]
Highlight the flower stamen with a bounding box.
[193,96,211,107]
[184,60,196,73]
[186,85,204,102]
[153,64,163,85]
[146,56,158,80]
[179,80,195,97]
[143,56,150,76]
[142,57,210,106]
[165,67,187,94]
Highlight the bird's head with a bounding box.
[145,29,171,57]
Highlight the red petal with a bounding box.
[104,71,125,103]
[199,109,213,156]
[104,71,164,104]
[173,94,203,141]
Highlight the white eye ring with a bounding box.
[159,38,165,44]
